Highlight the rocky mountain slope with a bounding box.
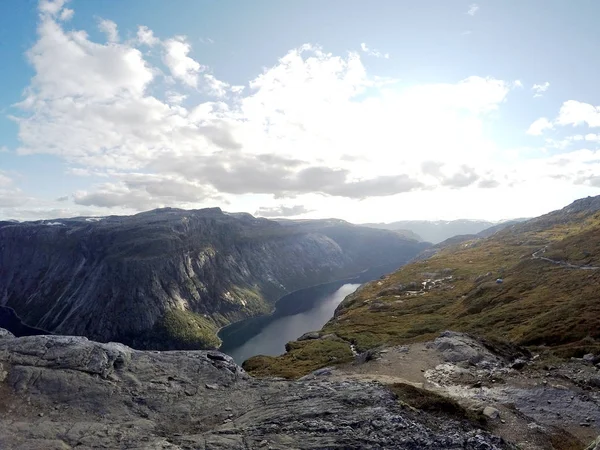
[245,194,600,378]
[0,208,427,350]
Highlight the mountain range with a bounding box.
[1,197,599,448]
[362,219,528,244]
[0,207,427,350]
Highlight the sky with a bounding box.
[1,0,600,223]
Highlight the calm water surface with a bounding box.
[223,283,360,364]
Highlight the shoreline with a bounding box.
[215,268,366,339]
[216,260,407,352]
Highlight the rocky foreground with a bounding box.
[1,328,599,449]
[0,328,514,450]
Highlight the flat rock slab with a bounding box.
[0,335,512,449]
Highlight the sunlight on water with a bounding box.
[226,283,360,364]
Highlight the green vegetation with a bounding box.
[244,207,600,379]
[156,309,221,349]
[243,339,354,379]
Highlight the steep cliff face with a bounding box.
[0,208,427,349]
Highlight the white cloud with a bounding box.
[527,117,553,135]
[137,26,159,46]
[255,204,312,217]
[0,171,13,187]
[360,43,390,59]
[17,2,588,219]
[0,172,30,209]
[59,8,73,21]
[532,81,550,97]
[199,37,215,45]
[39,0,69,16]
[513,80,523,88]
[528,100,600,144]
[556,100,600,128]
[165,91,187,105]
[73,175,220,210]
[0,146,9,153]
[163,37,203,88]
[467,4,480,16]
[203,74,230,97]
[98,19,119,43]
[16,17,153,103]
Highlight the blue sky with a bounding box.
[1,0,600,221]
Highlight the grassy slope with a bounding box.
[244,208,600,378]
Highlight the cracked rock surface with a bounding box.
[0,332,512,449]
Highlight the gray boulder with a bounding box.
[428,331,504,367]
[0,328,14,339]
[297,331,321,341]
[483,406,500,420]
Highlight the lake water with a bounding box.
[221,283,360,364]
[218,261,409,365]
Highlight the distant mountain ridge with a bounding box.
[361,219,528,244]
[246,194,600,379]
[0,207,428,350]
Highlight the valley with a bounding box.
[0,208,427,352]
[244,196,600,379]
[0,197,599,449]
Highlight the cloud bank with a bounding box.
[3,0,599,221]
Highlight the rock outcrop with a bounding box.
[0,332,512,449]
[0,208,427,350]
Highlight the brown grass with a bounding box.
[248,209,600,379]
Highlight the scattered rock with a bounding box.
[376,283,407,297]
[299,367,334,380]
[355,347,383,364]
[511,359,527,370]
[297,331,320,341]
[206,352,228,362]
[483,406,500,420]
[312,367,333,377]
[205,383,219,390]
[428,331,503,367]
[319,333,342,341]
[583,353,600,364]
[0,328,15,339]
[588,377,600,388]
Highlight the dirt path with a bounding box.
[330,343,443,388]
[325,337,600,450]
[532,246,599,270]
